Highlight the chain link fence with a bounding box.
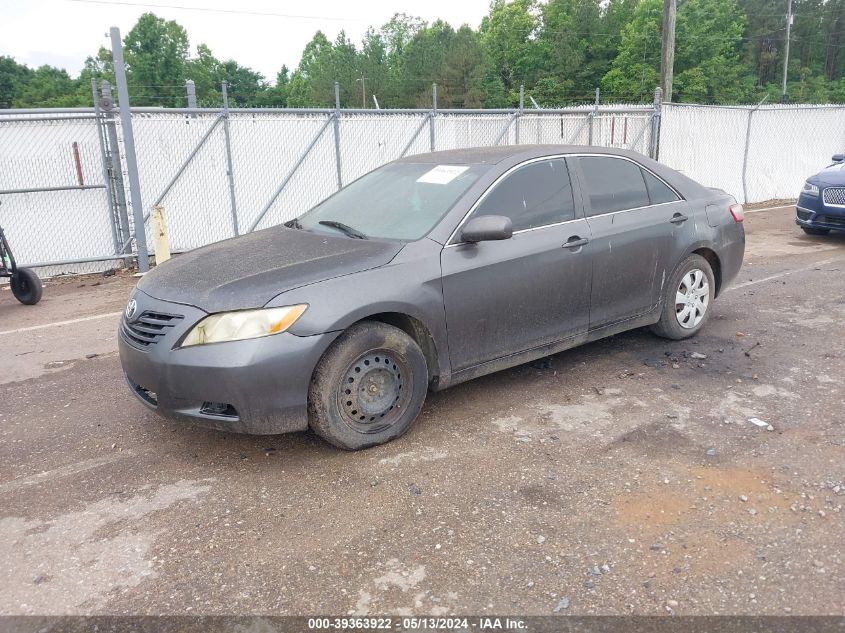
[659,102,845,204]
[0,111,122,277]
[1,95,843,278]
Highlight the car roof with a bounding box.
[394,144,713,205]
[393,144,653,165]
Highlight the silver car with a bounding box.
[119,145,745,450]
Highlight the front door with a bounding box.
[441,158,593,373]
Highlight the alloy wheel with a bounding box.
[675,268,710,329]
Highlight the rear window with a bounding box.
[580,156,650,215]
[642,169,680,204]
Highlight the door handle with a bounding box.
[563,237,589,249]
[670,213,689,224]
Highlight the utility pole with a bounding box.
[782,0,793,102]
[356,76,368,108]
[660,0,677,102]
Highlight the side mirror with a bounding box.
[833,154,845,163]
[460,215,513,243]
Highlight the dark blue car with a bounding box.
[796,154,845,235]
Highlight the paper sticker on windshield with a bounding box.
[416,165,469,185]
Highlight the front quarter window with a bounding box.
[296,163,483,241]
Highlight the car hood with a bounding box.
[137,226,404,313]
[810,162,845,186]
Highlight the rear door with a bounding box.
[574,155,688,329]
[441,157,593,372]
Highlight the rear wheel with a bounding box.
[802,227,830,236]
[308,321,428,450]
[11,268,42,305]
[650,254,715,340]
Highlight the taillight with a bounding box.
[729,203,744,223]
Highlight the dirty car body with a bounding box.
[119,145,745,446]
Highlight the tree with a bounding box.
[480,0,542,91]
[673,0,751,102]
[219,60,267,106]
[0,56,33,108]
[601,0,663,102]
[187,43,221,104]
[123,12,190,106]
[400,20,456,106]
[254,66,290,107]
[13,65,82,107]
[287,31,336,107]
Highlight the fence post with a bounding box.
[99,80,132,258]
[186,79,197,108]
[92,79,121,255]
[651,86,663,160]
[151,206,171,263]
[516,84,524,145]
[333,81,343,190]
[110,26,149,273]
[428,84,437,152]
[741,96,767,204]
[221,81,239,236]
[588,87,599,145]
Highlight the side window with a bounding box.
[642,169,680,204]
[580,156,650,215]
[474,159,575,232]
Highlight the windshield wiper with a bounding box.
[284,218,303,229]
[318,220,368,239]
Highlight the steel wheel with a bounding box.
[675,268,709,329]
[336,351,411,434]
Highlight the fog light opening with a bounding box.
[200,402,238,418]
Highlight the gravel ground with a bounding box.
[0,206,843,616]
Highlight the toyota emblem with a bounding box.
[125,298,138,320]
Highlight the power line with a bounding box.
[66,0,365,22]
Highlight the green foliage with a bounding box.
[123,12,190,106]
[0,56,33,108]
[6,1,845,109]
[600,0,663,102]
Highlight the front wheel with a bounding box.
[308,321,428,450]
[11,268,42,305]
[650,254,715,340]
[802,227,830,236]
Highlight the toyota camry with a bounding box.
[119,145,745,450]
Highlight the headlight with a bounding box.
[802,181,820,197]
[179,304,308,347]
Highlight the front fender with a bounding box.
[267,239,451,384]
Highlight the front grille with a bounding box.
[818,215,845,228]
[797,209,812,220]
[823,187,845,207]
[122,310,184,349]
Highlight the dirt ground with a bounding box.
[0,205,843,616]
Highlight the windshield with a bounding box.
[296,162,484,241]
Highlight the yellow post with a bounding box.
[151,205,171,264]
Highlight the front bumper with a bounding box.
[118,290,339,435]
[795,190,845,231]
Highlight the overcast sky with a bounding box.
[0,0,492,82]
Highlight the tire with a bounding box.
[11,268,42,305]
[802,227,830,236]
[650,254,715,340]
[308,321,428,450]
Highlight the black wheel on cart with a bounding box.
[11,268,42,305]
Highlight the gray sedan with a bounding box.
[119,145,745,450]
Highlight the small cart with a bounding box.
[1,222,42,305]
